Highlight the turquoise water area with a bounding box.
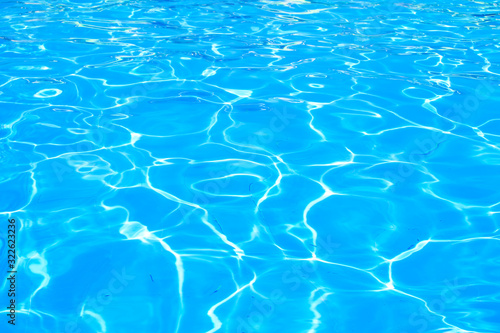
[1,0,500,332]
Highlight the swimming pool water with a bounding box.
[1,0,500,332]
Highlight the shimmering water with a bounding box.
[1,0,500,332]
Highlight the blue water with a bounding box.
[1,0,500,332]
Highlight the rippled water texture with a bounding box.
[1,0,500,332]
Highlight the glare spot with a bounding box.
[34,89,62,98]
